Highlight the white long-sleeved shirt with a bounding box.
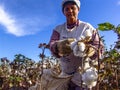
[49,20,104,75]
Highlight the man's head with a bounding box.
[62,0,80,24]
[62,0,81,12]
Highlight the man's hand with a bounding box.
[57,38,75,56]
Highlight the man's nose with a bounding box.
[68,8,72,13]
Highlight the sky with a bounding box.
[0,0,120,62]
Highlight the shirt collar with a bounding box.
[67,19,79,29]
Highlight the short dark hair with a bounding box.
[62,1,77,12]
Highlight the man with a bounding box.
[48,0,104,89]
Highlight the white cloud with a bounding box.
[0,5,57,37]
[0,6,26,36]
[117,1,120,5]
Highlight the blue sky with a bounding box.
[0,0,120,61]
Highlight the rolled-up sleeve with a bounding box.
[48,30,60,58]
[89,30,104,60]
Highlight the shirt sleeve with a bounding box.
[48,30,60,58]
[89,30,104,60]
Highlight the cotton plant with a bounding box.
[70,29,98,89]
[82,67,98,89]
[79,57,98,89]
[81,60,98,88]
[70,29,95,57]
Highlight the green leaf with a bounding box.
[116,24,120,34]
[110,49,120,58]
[98,22,115,31]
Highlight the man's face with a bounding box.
[63,3,79,23]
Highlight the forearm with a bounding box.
[89,30,104,59]
[49,30,60,58]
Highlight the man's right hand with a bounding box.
[57,38,75,56]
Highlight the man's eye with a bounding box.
[71,7,76,10]
[65,8,69,11]
[64,6,76,12]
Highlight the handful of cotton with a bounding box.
[57,38,75,56]
[70,29,93,57]
[71,41,86,57]
[82,67,98,88]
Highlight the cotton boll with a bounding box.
[77,51,84,57]
[73,45,80,56]
[84,30,92,37]
[73,45,84,57]
[84,61,90,70]
[70,39,77,50]
[28,80,32,85]
[92,60,98,66]
[8,66,12,73]
[78,35,85,40]
[78,42,85,52]
[82,67,98,88]
[83,58,91,70]
[43,63,47,68]
[91,81,97,87]
[72,41,86,57]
